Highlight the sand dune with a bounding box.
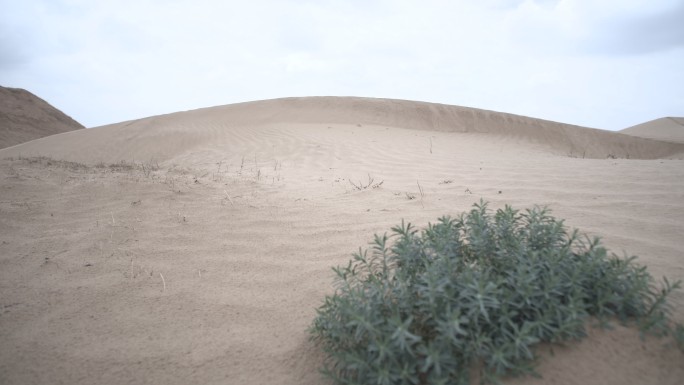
[3,97,683,164]
[0,86,84,149]
[1,97,683,384]
[621,117,684,144]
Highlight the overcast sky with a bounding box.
[1,0,683,130]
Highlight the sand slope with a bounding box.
[621,117,684,144]
[2,97,684,163]
[0,86,84,149]
[1,97,683,384]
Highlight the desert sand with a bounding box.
[621,117,684,144]
[1,97,683,384]
[0,86,84,149]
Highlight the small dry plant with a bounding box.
[349,173,384,191]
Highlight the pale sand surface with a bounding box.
[1,97,683,384]
[621,117,684,144]
[0,86,84,149]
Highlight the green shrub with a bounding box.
[310,201,681,385]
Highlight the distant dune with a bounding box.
[0,86,84,149]
[2,97,683,162]
[620,117,684,144]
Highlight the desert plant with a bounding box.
[310,201,681,385]
[350,173,384,191]
[674,323,684,351]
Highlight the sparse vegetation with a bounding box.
[349,173,384,191]
[9,155,90,171]
[6,156,162,176]
[310,201,682,385]
[567,150,586,159]
[417,181,424,206]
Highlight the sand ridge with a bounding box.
[621,117,684,144]
[1,97,683,384]
[0,86,84,149]
[2,97,683,165]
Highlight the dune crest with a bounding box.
[3,97,683,163]
[621,117,684,144]
[0,86,84,149]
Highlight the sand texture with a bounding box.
[1,97,683,384]
[0,86,84,149]
[621,117,684,144]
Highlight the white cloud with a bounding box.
[504,0,684,55]
[0,0,682,130]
